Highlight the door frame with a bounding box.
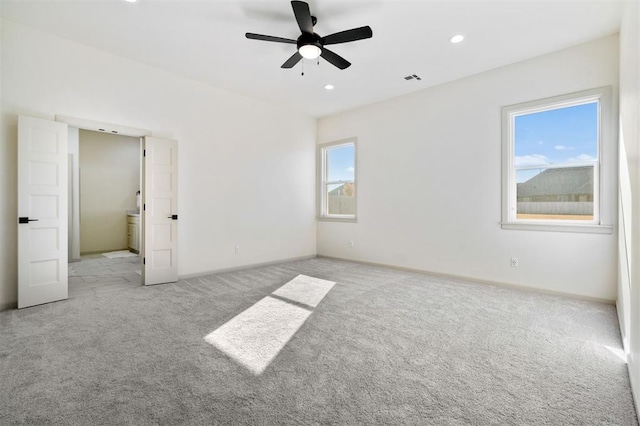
[56,115,153,284]
[56,115,152,139]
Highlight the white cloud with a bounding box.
[554,145,573,151]
[568,154,596,163]
[345,166,355,174]
[514,154,549,167]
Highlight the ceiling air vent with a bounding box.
[404,74,422,81]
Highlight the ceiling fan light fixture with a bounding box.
[449,34,465,44]
[299,44,321,59]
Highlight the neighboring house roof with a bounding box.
[328,185,343,195]
[329,183,353,196]
[517,166,593,197]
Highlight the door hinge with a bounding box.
[143,204,146,211]
[143,149,146,157]
[143,258,146,265]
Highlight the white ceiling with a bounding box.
[1,0,624,117]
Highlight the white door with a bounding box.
[143,136,178,285]
[18,116,69,308]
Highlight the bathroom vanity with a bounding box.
[127,213,140,254]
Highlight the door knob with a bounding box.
[18,217,39,224]
[167,215,178,220]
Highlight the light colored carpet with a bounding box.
[69,254,141,298]
[0,258,636,425]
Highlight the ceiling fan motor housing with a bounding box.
[297,32,322,51]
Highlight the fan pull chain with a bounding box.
[301,60,304,76]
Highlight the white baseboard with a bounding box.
[178,254,317,280]
[627,356,640,423]
[616,300,629,351]
[317,255,615,305]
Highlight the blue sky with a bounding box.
[515,101,598,167]
[327,144,355,182]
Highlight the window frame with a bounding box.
[317,138,357,222]
[501,87,613,234]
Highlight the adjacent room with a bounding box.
[68,128,143,298]
[0,0,639,424]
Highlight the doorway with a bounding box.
[17,115,180,308]
[67,128,142,297]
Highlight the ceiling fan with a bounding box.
[245,1,373,70]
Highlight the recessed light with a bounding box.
[124,0,137,3]
[449,34,464,44]
[324,84,334,90]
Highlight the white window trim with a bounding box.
[501,87,613,234]
[317,138,357,222]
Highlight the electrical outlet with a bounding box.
[349,240,354,248]
[510,257,519,268]
[235,246,240,255]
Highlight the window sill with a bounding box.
[317,216,357,223]
[501,222,613,234]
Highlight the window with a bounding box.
[501,87,612,233]
[318,139,356,220]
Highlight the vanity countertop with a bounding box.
[126,210,140,217]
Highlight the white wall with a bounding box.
[618,0,640,411]
[0,11,9,309]
[0,20,317,308]
[79,130,140,254]
[317,35,619,301]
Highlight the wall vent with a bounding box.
[404,74,422,81]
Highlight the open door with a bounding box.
[142,136,178,285]
[18,116,69,308]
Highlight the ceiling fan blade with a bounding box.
[320,48,351,70]
[291,1,314,34]
[322,26,373,45]
[245,33,297,44]
[281,52,303,68]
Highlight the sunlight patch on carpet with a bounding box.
[272,274,335,308]
[604,345,627,363]
[205,297,311,375]
[204,274,335,375]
